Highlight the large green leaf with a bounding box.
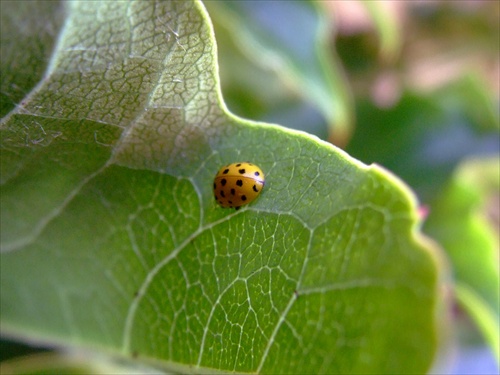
[1,1,439,373]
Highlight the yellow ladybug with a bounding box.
[213,162,265,209]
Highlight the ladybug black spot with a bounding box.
[221,178,227,186]
[252,185,259,192]
[236,179,243,187]
[254,171,260,176]
[220,190,225,198]
[238,168,246,174]
[241,195,247,201]
[230,188,236,196]
[223,169,230,174]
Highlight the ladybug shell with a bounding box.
[213,162,265,209]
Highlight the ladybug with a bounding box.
[214,162,265,209]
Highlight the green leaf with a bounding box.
[0,351,160,375]
[424,157,499,362]
[455,283,500,365]
[1,1,438,373]
[361,1,402,63]
[425,158,499,313]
